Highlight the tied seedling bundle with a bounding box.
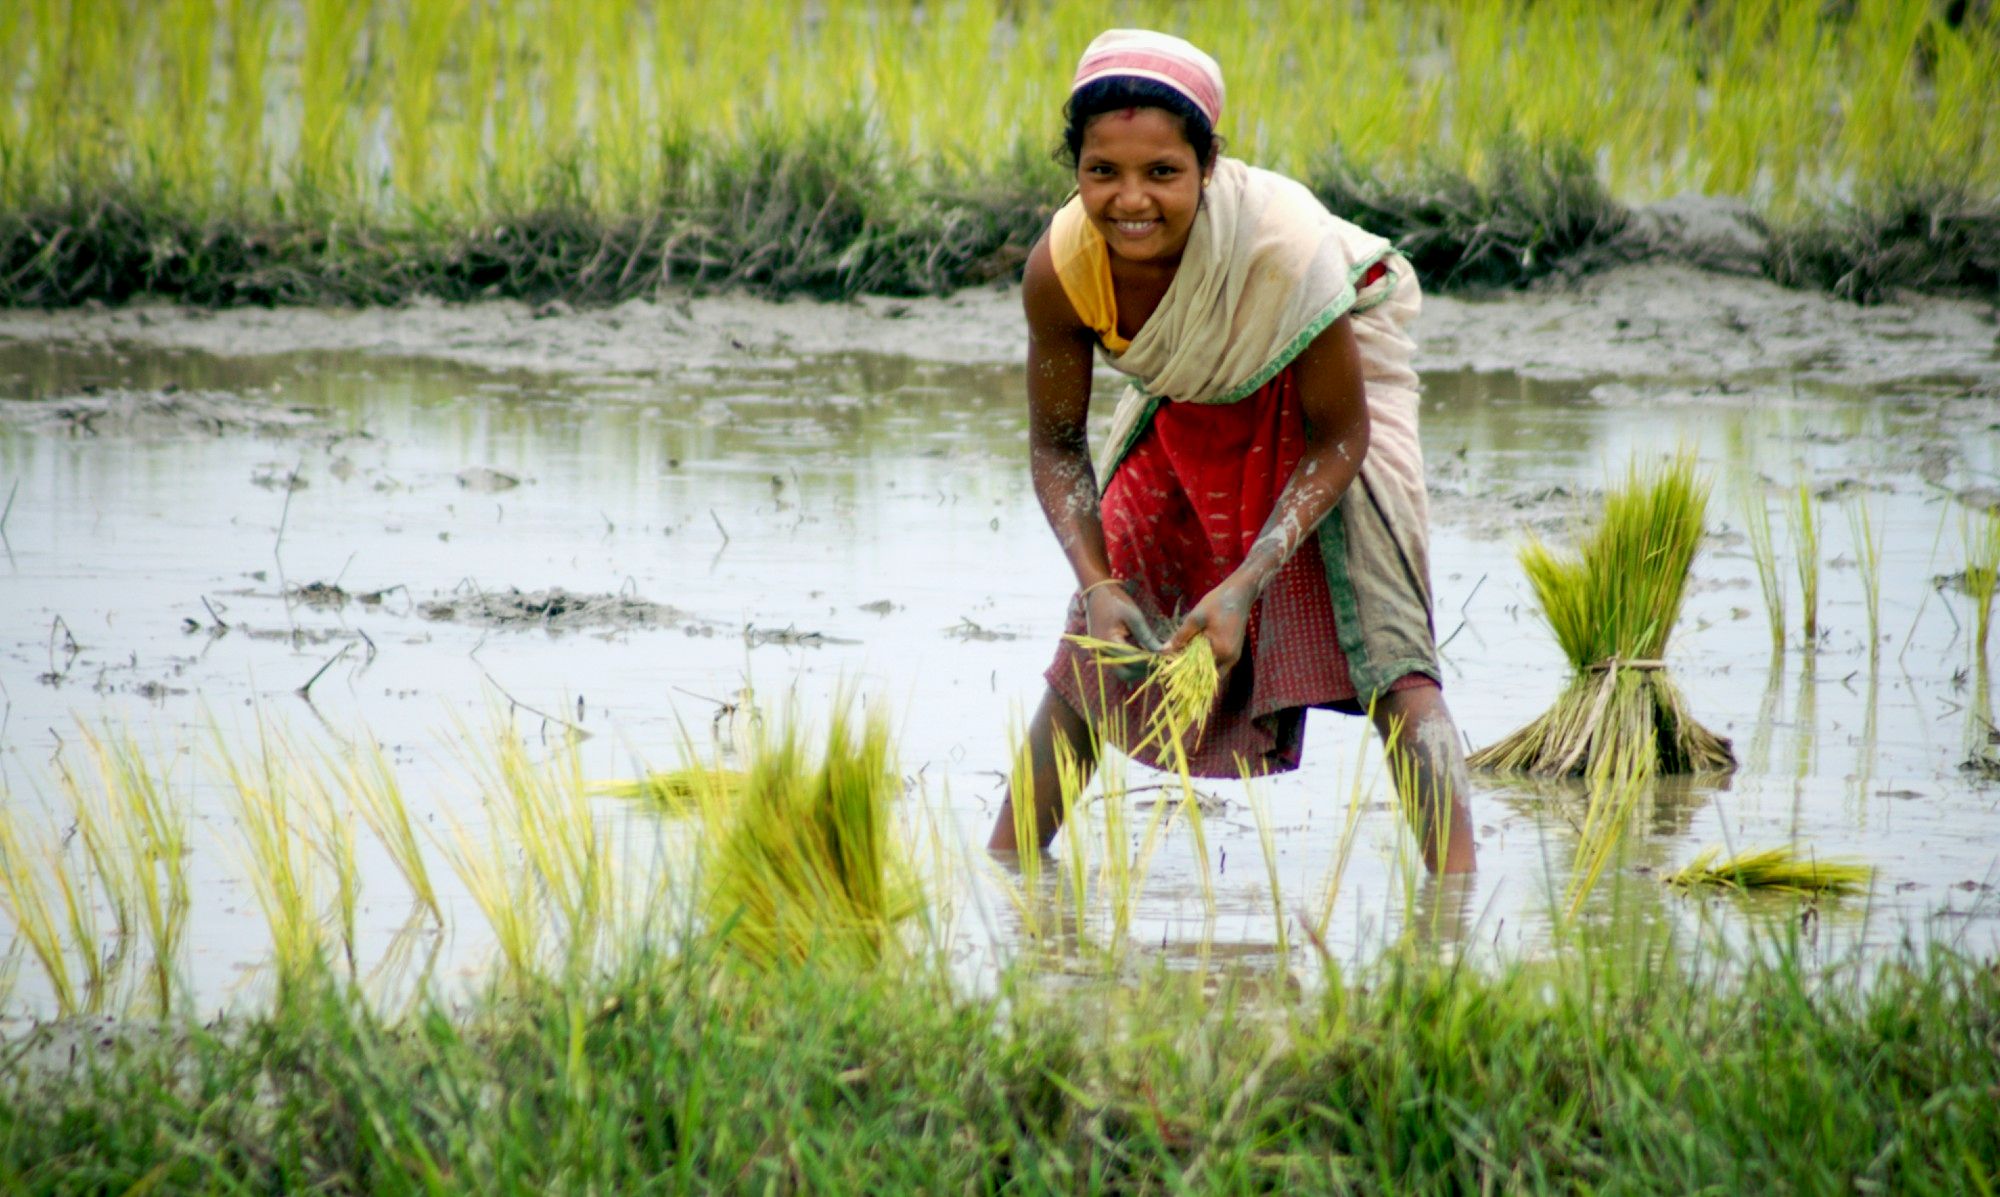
[1469,453,1735,779]
[1666,845,1871,897]
[697,701,920,972]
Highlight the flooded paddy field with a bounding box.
[1,263,1996,1018]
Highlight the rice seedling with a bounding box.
[1562,740,1652,925]
[1847,496,1884,666]
[1470,453,1735,778]
[1789,479,1823,645]
[1244,778,1289,963]
[1066,633,1222,911]
[694,698,921,972]
[1742,483,1787,652]
[342,733,442,926]
[1307,724,1375,954]
[1666,845,1872,897]
[0,799,81,1015]
[212,721,332,999]
[1964,508,2000,659]
[60,727,190,1013]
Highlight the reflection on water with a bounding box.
[0,335,1996,1016]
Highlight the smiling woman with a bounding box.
[989,30,1476,875]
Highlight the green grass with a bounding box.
[0,933,1993,1193]
[2,1,1996,306]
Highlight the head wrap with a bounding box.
[1070,29,1225,130]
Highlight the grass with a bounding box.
[3,1,1997,306]
[592,766,749,816]
[1469,453,1735,779]
[0,927,1994,1191]
[1666,845,1873,897]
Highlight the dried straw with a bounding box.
[1469,453,1734,779]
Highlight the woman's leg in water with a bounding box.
[1371,681,1478,874]
[987,686,1096,853]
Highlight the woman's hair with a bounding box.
[1057,76,1223,172]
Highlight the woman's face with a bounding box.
[1076,107,1205,267]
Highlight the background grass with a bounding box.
[2,1,1996,302]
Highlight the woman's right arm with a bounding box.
[1022,237,1160,652]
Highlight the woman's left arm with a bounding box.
[1167,314,1369,671]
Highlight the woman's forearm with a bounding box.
[1234,411,1368,596]
[1030,436,1114,588]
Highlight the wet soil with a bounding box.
[0,261,1996,1016]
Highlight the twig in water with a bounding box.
[297,642,353,699]
[1438,572,1488,652]
[710,508,730,543]
[473,662,590,740]
[200,595,230,631]
[0,478,17,539]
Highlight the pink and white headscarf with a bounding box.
[1070,29,1225,130]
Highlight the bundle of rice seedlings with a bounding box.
[1469,453,1735,779]
[697,701,920,972]
[1061,634,1221,762]
[590,767,748,816]
[1665,845,1872,897]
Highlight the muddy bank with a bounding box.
[1,261,1992,392]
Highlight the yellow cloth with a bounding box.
[1049,203,1130,355]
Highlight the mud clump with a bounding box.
[0,386,331,439]
[418,586,696,633]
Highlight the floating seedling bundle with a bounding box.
[1666,845,1871,897]
[1470,454,1735,779]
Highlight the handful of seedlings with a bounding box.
[1063,633,1221,761]
[590,767,747,816]
[1666,845,1872,897]
[1470,453,1735,779]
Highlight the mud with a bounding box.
[416,586,702,633]
[1,261,1991,390]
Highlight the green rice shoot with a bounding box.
[1666,845,1872,897]
[1469,452,1734,779]
[1743,484,1786,653]
[1788,479,1823,645]
[1964,509,2000,658]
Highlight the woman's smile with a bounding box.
[1076,107,1204,265]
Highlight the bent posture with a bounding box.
[987,29,1477,873]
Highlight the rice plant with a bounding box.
[0,798,82,1015]
[342,733,442,926]
[1562,740,1651,924]
[694,698,921,972]
[1847,496,1884,666]
[1789,480,1823,645]
[6,2,1995,306]
[59,728,189,1013]
[1743,484,1787,652]
[1666,845,1872,897]
[213,722,333,1000]
[1964,509,2000,659]
[1469,453,1735,778]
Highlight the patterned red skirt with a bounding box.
[1045,365,1433,777]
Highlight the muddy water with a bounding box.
[1,322,1996,1018]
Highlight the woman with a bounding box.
[986,29,1477,874]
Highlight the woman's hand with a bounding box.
[1167,575,1257,675]
[1085,584,1165,683]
